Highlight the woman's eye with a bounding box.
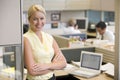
[40,17,44,20]
[33,18,38,21]
[32,17,44,21]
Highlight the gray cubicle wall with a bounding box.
[61,47,95,63]
[0,0,23,80]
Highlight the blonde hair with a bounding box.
[28,4,46,20]
[68,18,76,26]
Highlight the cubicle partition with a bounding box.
[53,35,69,48]
[53,33,87,48]
[95,47,114,64]
[61,47,95,63]
[61,33,87,41]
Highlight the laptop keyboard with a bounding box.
[70,70,97,78]
[74,70,95,75]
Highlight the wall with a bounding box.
[104,11,115,22]
[0,0,22,45]
[87,10,101,24]
[61,11,85,23]
[115,0,120,79]
[23,10,85,24]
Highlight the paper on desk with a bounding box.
[63,64,75,70]
[101,63,114,71]
[101,63,114,76]
[105,68,114,77]
[71,61,80,67]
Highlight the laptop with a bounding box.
[69,51,103,78]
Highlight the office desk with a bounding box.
[87,32,96,38]
[0,75,13,80]
[0,75,27,80]
[60,46,114,80]
[54,70,113,80]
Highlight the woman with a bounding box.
[63,18,81,34]
[24,5,67,80]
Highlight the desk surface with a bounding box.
[87,32,96,37]
[54,70,113,80]
[0,75,13,80]
[1,70,113,80]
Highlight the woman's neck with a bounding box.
[30,26,41,34]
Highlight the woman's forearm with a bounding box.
[27,63,53,76]
[49,61,67,70]
[28,68,52,76]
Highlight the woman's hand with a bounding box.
[31,63,50,72]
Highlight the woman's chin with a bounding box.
[37,28,42,31]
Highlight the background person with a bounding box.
[24,4,67,80]
[95,21,115,42]
[63,18,81,34]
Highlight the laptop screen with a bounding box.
[80,52,102,70]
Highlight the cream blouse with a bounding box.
[24,29,54,80]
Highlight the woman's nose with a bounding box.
[37,19,42,24]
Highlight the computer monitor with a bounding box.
[80,51,102,70]
[76,18,88,32]
[3,52,15,67]
[87,23,96,32]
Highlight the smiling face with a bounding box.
[29,11,46,32]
